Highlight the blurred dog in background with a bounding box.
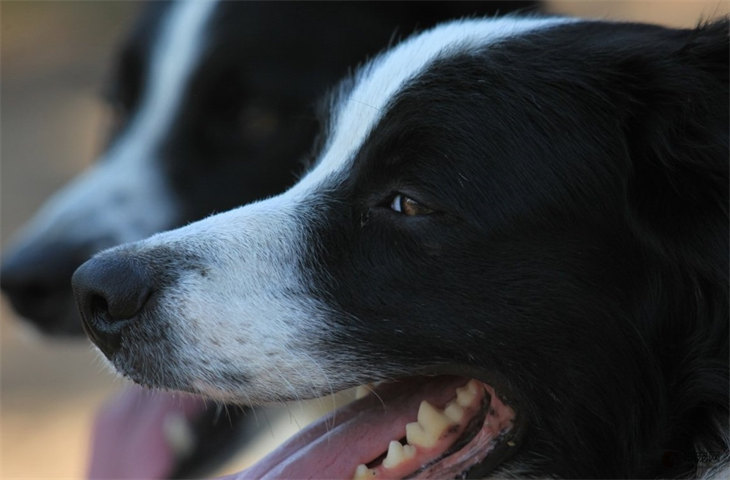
[0,1,540,477]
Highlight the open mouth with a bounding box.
[237,376,520,479]
[91,376,519,479]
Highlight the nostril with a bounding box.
[83,292,125,356]
[90,294,109,320]
[87,287,151,327]
[72,252,155,357]
[89,293,114,331]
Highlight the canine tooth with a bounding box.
[406,422,432,448]
[353,464,376,479]
[418,400,452,433]
[406,400,454,447]
[455,380,479,407]
[444,400,465,422]
[382,440,416,469]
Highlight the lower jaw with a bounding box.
[234,376,521,480]
[356,380,518,479]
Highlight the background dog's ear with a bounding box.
[623,18,728,279]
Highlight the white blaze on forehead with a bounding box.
[139,16,579,319]
[4,0,217,252]
[291,16,573,197]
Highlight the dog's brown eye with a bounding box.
[389,194,433,216]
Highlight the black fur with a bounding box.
[305,19,728,477]
[3,4,544,479]
[72,16,729,478]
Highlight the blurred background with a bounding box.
[1,1,728,478]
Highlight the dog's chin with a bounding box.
[215,375,523,480]
[107,345,525,479]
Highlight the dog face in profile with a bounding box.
[4,0,539,335]
[2,2,543,478]
[74,17,728,478]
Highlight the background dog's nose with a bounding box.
[72,253,153,357]
[1,239,95,335]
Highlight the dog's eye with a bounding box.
[389,194,434,216]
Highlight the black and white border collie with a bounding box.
[73,15,728,478]
[1,2,539,478]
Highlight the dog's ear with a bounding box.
[623,19,728,279]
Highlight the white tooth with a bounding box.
[455,387,470,407]
[353,464,376,479]
[418,400,453,434]
[406,421,432,448]
[456,380,479,407]
[444,400,465,422]
[382,441,403,469]
[355,385,371,399]
[163,411,195,458]
[404,444,416,459]
[382,440,416,469]
[406,400,454,447]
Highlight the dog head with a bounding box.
[73,17,728,478]
[2,3,545,478]
[1,0,540,335]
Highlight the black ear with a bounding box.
[679,18,729,83]
[624,18,728,280]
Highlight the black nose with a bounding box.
[1,240,91,335]
[72,253,153,357]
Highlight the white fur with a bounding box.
[129,198,336,402]
[291,16,572,198]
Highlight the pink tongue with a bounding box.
[221,376,469,480]
[87,385,206,479]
